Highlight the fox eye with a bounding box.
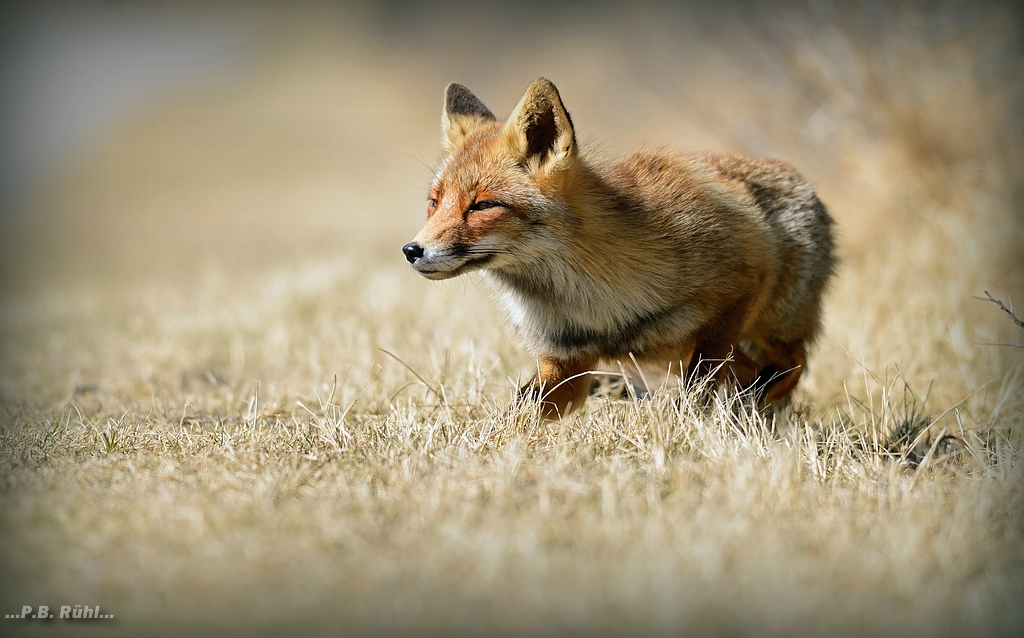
[469,201,499,212]
[426,197,437,212]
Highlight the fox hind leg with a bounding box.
[747,341,806,406]
[685,306,760,398]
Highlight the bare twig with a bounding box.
[975,291,1024,348]
[976,291,1024,329]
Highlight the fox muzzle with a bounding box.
[402,242,425,264]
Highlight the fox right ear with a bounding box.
[442,83,497,151]
[501,78,577,174]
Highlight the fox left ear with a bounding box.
[502,78,577,172]
[442,83,497,152]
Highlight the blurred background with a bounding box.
[0,0,1020,291]
[0,0,1020,358]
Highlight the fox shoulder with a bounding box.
[604,150,770,232]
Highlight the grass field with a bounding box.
[1,3,1023,636]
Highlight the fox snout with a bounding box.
[402,242,424,264]
[402,238,498,280]
[401,239,462,280]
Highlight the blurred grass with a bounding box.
[1,1,1023,636]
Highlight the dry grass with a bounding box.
[1,2,1023,636]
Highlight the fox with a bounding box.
[403,78,836,419]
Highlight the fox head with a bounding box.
[403,78,579,280]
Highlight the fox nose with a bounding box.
[402,242,424,264]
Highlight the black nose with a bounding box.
[402,242,424,264]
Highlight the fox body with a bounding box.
[404,78,836,418]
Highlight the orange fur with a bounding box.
[404,79,837,417]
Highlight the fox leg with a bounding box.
[748,341,806,405]
[685,306,759,394]
[520,355,597,419]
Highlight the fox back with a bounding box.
[403,78,836,418]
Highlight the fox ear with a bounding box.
[502,78,577,172]
[442,83,497,151]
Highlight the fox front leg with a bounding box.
[519,355,596,420]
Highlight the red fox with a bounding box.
[404,78,836,419]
